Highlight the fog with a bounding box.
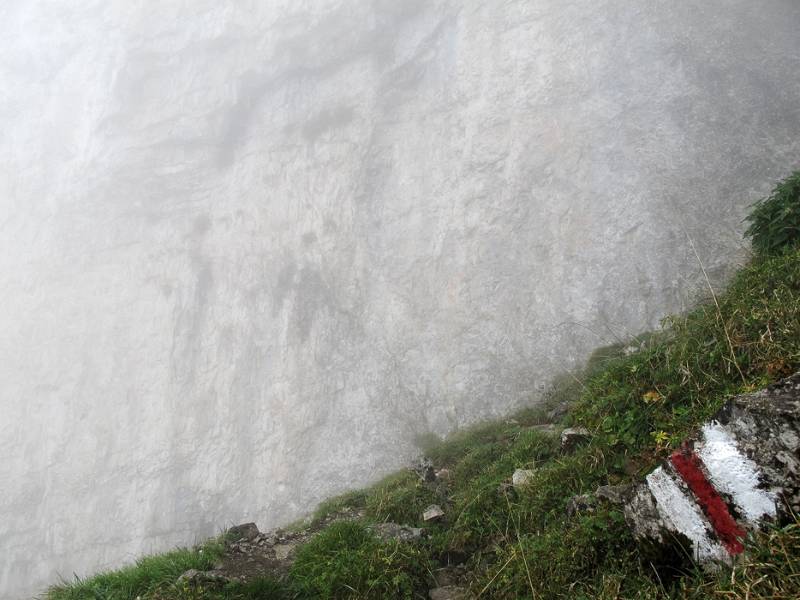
[1,1,799,597]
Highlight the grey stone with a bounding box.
[561,427,591,452]
[720,372,800,517]
[512,468,536,488]
[423,505,445,522]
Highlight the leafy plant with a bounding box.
[745,170,800,256]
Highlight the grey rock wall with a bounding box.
[1,1,799,597]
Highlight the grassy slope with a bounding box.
[47,248,800,599]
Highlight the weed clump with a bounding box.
[745,169,800,256]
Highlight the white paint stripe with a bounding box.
[646,466,729,562]
[699,422,777,522]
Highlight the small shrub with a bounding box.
[745,170,800,256]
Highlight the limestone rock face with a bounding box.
[1,1,800,597]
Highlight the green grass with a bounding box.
[46,539,226,600]
[745,169,800,257]
[289,521,432,599]
[46,248,800,599]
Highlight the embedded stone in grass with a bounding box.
[423,504,445,522]
[371,522,426,543]
[561,427,591,452]
[512,468,536,488]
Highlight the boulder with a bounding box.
[624,373,800,565]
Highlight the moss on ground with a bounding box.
[46,249,800,599]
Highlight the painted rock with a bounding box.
[625,373,800,564]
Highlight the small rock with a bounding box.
[512,468,536,488]
[429,586,468,600]
[566,494,596,517]
[423,504,445,522]
[226,522,260,542]
[372,522,426,543]
[561,427,591,452]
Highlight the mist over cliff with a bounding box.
[1,1,799,597]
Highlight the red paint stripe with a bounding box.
[670,445,745,555]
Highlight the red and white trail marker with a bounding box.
[625,373,800,564]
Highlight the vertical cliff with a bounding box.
[1,1,799,597]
